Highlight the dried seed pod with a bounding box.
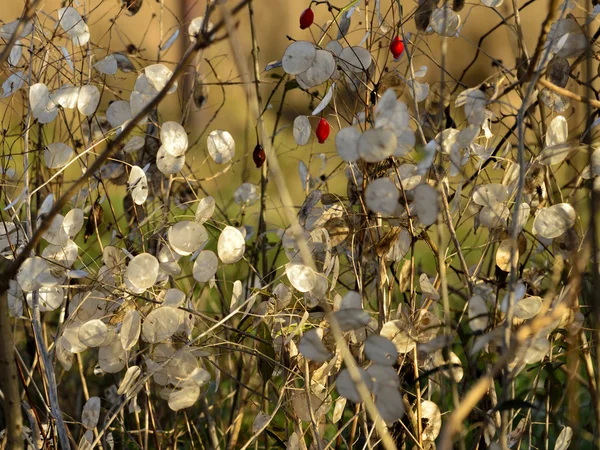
[193,74,209,109]
[415,0,437,31]
[425,83,451,116]
[376,227,402,257]
[453,0,465,11]
[84,200,104,242]
[547,56,570,88]
[324,217,350,247]
[539,88,570,113]
[122,0,143,15]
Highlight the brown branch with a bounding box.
[0,257,23,450]
[538,78,600,109]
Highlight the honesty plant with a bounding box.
[0,0,598,449]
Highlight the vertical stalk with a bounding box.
[0,283,24,450]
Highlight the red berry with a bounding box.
[253,144,266,168]
[300,7,314,30]
[315,117,330,144]
[390,36,404,59]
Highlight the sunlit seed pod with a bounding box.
[468,295,489,331]
[168,221,208,256]
[192,250,218,282]
[78,319,109,347]
[188,16,214,43]
[98,339,127,373]
[77,85,100,116]
[420,400,442,440]
[94,54,118,75]
[168,385,200,411]
[533,203,576,239]
[81,397,101,430]
[106,100,132,129]
[42,214,68,245]
[26,286,64,312]
[365,178,399,217]
[358,128,397,162]
[156,145,185,175]
[60,323,88,354]
[121,310,141,350]
[207,129,235,164]
[145,64,176,93]
[44,143,73,170]
[293,115,311,146]
[218,226,246,264]
[419,273,440,300]
[161,289,186,309]
[57,7,87,36]
[479,203,509,229]
[118,366,142,396]
[17,256,51,292]
[514,296,542,320]
[495,239,516,272]
[56,337,73,371]
[142,306,181,343]
[282,41,317,75]
[413,184,438,226]
[338,46,372,74]
[555,426,573,450]
[195,196,215,223]
[296,50,335,88]
[127,166,148,206]
[545,115,568,148]
[30,82,58,123]
[381,319,416,354]
[52,85,79,109]
[335,126,360,162]
[160,121,188,157]
[472,184,508,207]
[126,253,159,290]
[285,262,316,293]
